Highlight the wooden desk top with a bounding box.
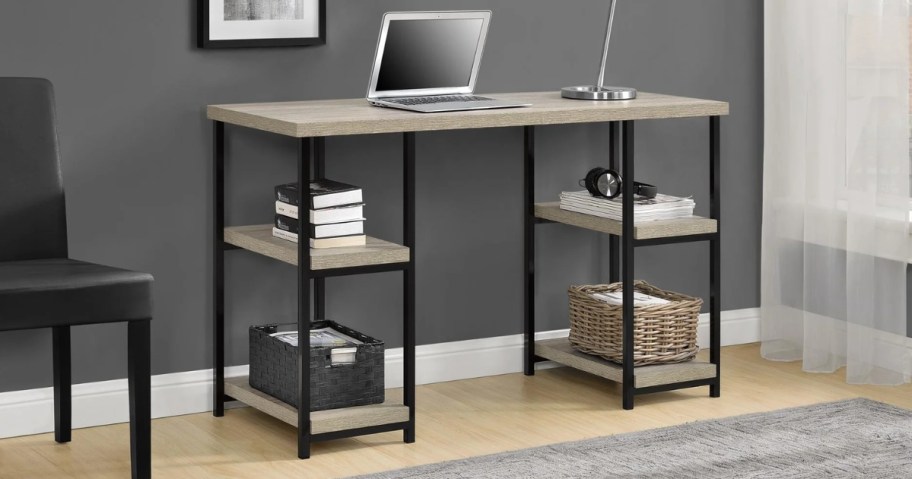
[207,91,729,138]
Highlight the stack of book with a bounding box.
[559,190,695,223]
[273,179,366,248]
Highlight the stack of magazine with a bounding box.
[591,290,670,306]
[273,179,366,248]
[559,190,695,223]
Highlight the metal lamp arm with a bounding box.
[596,0,618,90]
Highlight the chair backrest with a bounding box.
[0,78,68,261]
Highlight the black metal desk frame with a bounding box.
[210,110,721,458]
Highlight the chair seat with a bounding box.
[0,258,153,331]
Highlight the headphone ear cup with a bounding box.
[604,169,622,198]
[584,167,607,197]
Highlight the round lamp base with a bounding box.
[561,85,637,101]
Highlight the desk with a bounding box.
[208,91,729,459]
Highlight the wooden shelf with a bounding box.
[224,225,410,270]
[225,376,410,435]
[534,202,717,240]
[534,338,717,389]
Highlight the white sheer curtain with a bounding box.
[762,0,912,384]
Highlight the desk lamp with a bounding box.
[561,0,637,100]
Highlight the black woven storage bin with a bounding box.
[249,320,384,411]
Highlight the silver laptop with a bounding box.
[366,11,530,113]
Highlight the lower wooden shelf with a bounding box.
[224,376,410,435]
[535,338,717,389]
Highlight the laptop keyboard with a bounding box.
[386,95,493,106]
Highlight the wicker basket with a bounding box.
[249,320,384,411]
[568,281,702,366]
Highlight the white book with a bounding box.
[312,220,364,239]
[275,200,299,219]
[311,204,365,224]
[560,203,696,223]
[560,191,695,211]
[272,227,300,243]
[276,201,366,224]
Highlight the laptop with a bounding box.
[366,11,530,113]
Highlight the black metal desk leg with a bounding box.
[621,121,636,410]
[314,137,326,320]
[314,137,325,179]
[709,116,722,398]
[128,319,151,479]
[403,132,417,443]
[213,120,226,417]
[608,122,620,284]
[52,325,71,443]
[523,126,536,376]
[314,278,325,320]
[298,138,313,459]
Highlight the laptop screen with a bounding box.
[375,18,485,92]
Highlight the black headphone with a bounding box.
[580,167,657,199]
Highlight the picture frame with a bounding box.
[198,0,326,48]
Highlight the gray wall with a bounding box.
[0,0,763,392]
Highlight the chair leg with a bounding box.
[127,319,151,479]
[52,325,71,444]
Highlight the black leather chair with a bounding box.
[0,78,152,479]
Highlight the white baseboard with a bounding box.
[697,307,760,350]
[0,365,249,440]
[0,308,759,439]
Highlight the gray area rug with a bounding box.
[351,399,912,478]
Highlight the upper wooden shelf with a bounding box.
[224,224,409,270]
[534,202,717,240]
[207,91,729,138]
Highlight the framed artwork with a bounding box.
[198,0,325,48]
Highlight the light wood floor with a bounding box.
[2,343,911,478]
